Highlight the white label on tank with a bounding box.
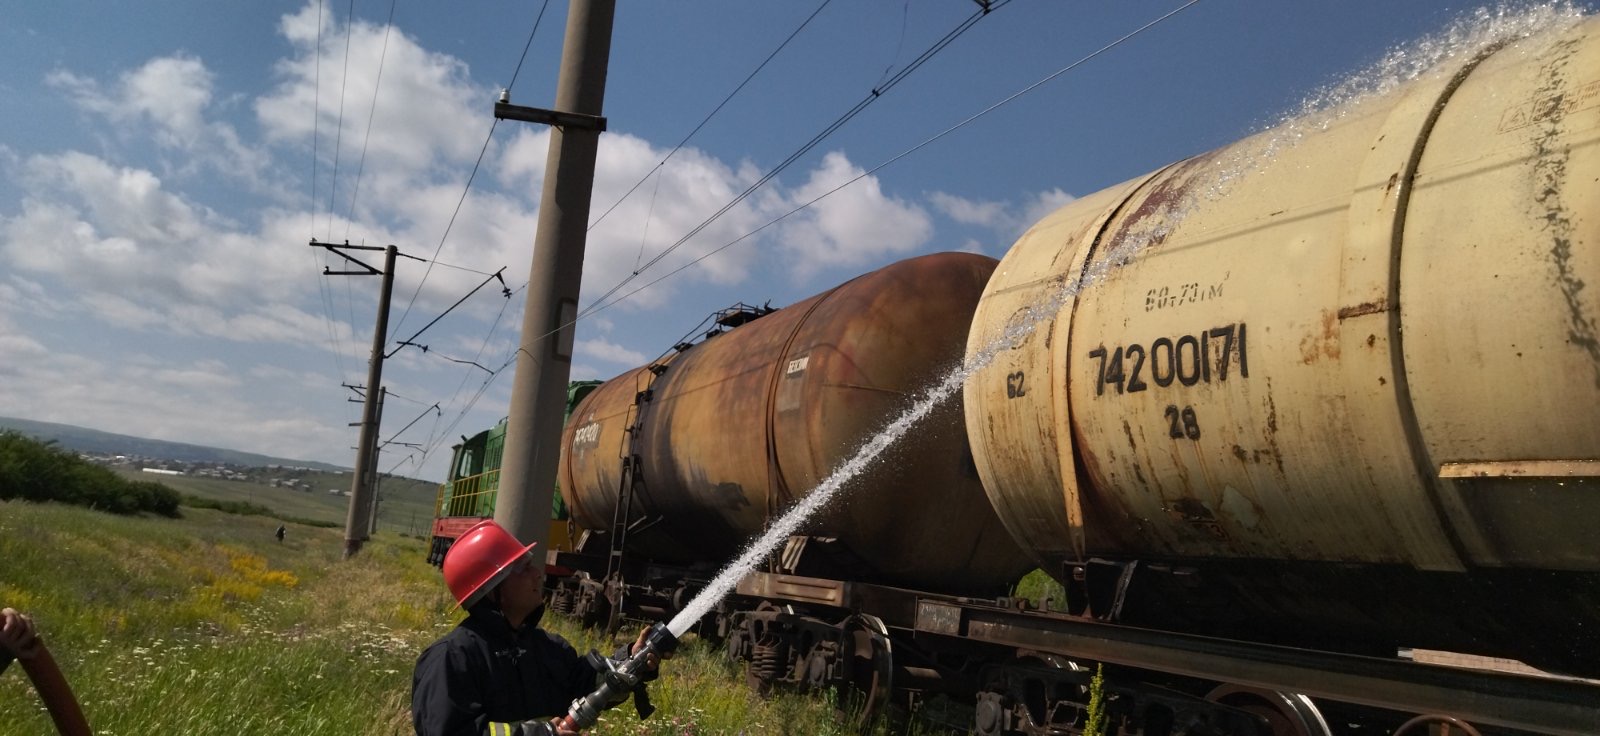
[572,421,601,448]
[786,356,809,375]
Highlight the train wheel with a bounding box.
[838,613,893,731]
[975,651,1086,735]
[1204,685,1332,736]
[1392,715,1484,736]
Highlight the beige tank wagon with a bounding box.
[966,14,1600,676]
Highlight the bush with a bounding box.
[0,432,181,517]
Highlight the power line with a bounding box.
[506,0,553,92]
[424,1,1016,456]
[308,0,356,390]
[572,0,1204,329]
[574,0,1009,324]
[343,0,399,238]
[325,0,357,240]
[587,0,835,233]
[386,268,510,360]
[412,1,1200,478]
[381,1,558,481]
[416,283,522,465]
[387,0,552,342]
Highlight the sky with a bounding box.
[0,1,1591,482]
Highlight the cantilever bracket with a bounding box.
[494,101,607,132]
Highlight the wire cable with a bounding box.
[575,0,1008,323]
[388,0,551,343]
[325,0,356,239]
[414,0,1200,478]
[343,0,399,237]
[429,0,1014,464]
[576,0,1202,327]
[308,0,354,387]
[586,0,834,233]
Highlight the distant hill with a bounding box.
[0,416,349,472]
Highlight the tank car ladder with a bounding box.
[600,362,667,630]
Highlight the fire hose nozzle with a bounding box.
[564,623,678,730]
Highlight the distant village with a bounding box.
[79,451,351,495]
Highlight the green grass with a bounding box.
[0,500,956,735]
[111,468,440,537]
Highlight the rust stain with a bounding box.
[1337,300,1389,320]
[1528,40,1600,389]
[1165,497,1215,522]
[1121,420,1151,490]
[1265,389,1278,435]
[1298,310,1342,364]
[1261,379,1285,476]
[1104,153,1219,254]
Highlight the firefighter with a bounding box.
[411,520,659,736]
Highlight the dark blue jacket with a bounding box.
[411,606,597,736]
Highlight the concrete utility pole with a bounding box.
[311,240,398,559]
[366,387,387,537]
[495,0,616,547]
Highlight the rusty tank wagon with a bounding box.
[556,251,1032,611]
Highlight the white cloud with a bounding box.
[1020,188,1076,230]
[928,187,1077,240]
[954,238,989,255]
[0,337,349,461]
[575,338,647,367]
[0,1,998,479]
[772,151,932,278]
[929,192,1007,228]
[48,56,273,186]
[50,56,211,145]
[256,5,487,177]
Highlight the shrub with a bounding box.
[0,432,181,517]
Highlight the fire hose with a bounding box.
[560,622,679,732]
[18,639,92,736]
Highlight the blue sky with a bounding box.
[0,1,1589,481]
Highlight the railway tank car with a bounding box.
[559,252,1032,596]
[965,13,1600,676]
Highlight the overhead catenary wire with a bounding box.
[586,0,835,234]
[387,0,552,344]
[386,268,510,360]
[415,1,1201,478]
[389,1,555,472]
[308,0,358,392]
[566,0,1205,331]
[414,281,525,464]
[573,0,1010,324]
[405,1,841,474]
[421,0,1022,470]
[343,0,400,238]
[325,0,358,241]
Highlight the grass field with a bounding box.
[0,499,954,735]
[112,468,441,537]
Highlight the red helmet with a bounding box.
[442,520,538,608]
